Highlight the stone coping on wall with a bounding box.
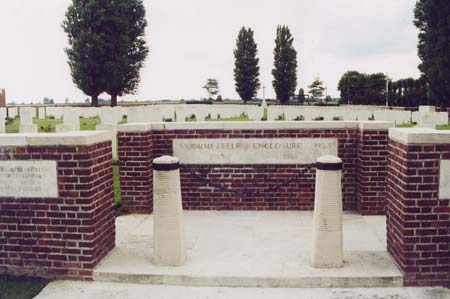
[0,130,112,146]
[389,127,450,145]
[118,121,394,132]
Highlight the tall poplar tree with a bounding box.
[63,0,110,107]
[414,0,450,108]
[233,27,260,103]
[272,25,298,103]
[63,0,149,107]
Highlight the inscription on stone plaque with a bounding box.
[0,161,58,198]
[173,138,338,164]
[439,160,450,199]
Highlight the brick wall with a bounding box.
[358,129,389,215]
[0,141,115,280]
[387,140,450,287]
[118,131,153,213]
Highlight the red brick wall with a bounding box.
[118,131,153,213]
[387,140,450,287]
[0,141,115,280]
[151,129,359,210]
[358,129,389,215]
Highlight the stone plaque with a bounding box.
[0,161,58,198]
[439,160,450,199]
[173,138,338,164]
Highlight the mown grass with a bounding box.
[436,121,450,130]
[395,123,415,128]
[5,116,102,133]
[205,114,251,121]
[0,275,48,299]
[113,165,121,206]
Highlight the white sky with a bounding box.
[0,0,420,103]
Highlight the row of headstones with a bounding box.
[0,104,446,135]
[153,154,343,268]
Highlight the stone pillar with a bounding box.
[153,155,186,266]
[56,108,80,132]
[0,108,6,133]
[312,155,344,268]
[19,107,38,133]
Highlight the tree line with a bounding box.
[64,0,449,108]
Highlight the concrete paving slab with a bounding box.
[94,211,403,288]
[35,281,450,299]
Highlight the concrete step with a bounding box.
[93,212,403,288]
[35,281,450,299]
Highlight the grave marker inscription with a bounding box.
[0,160,58,198]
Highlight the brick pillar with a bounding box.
[117,125,153,213]
[357,122,392,215]
[0,132,115,280]
[387,128,450,287]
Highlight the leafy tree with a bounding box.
[103,0,149,107]
[233,27,260,103]
[308,76,325,99]
[298,88,305,104]
[414,0,450,108]
[337,71,366,104]
[63,0,149,107]
[63,0,110,107]
[272,25,297,103]
[43,97,54,105]
[203,79,220,99]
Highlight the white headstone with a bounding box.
[56,108,80,132]
[19,108,38,133]
[153,155,186,266]
[311,155,344,268]
[419,106,436,113]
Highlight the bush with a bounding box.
[48,115,55,120]
[368,114,375,121]
[205,113,211,120]
[217,114,221,119]
[185,114,196,121]
[163,118,173,122]
[275,113,286,121]
[333,116,343,121]
[313,116,324,121]
[294,115,305,121]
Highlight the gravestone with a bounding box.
[56,108,80,132]
[19,108,38,133]
[311,155,344,268]
[153,155,186,266]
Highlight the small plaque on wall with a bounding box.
[439,160,450,199]
[0,161,58,198]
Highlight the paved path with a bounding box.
[35,281,450,299]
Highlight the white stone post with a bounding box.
[19,108,38,133]
[153,155,186,266]
[312,155,344,268]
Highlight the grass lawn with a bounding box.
[0,275,48,299]
[395,123,415,128]
[205,114,251,121]
[5,116,101,133]
[436,121,450,130]
[113,165,121,206]
[80,116,101,130]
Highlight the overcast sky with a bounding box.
[0,0,420,103]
